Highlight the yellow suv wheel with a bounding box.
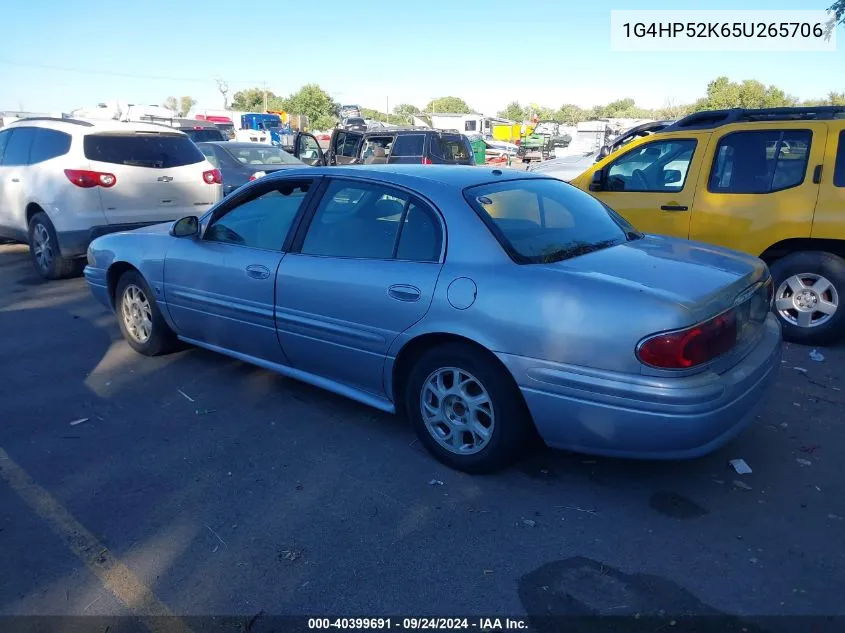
[770,251,845,346]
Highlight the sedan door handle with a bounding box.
[388,284,421,302]
[245,264,271,279]
[660,205,688,212]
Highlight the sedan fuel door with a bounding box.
[275,178,445,397]
[163,177,319,364]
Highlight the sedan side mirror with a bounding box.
[171,216,199,238]
[596,145,610,161]
[589,169,604,192]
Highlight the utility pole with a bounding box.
[386,96,389,125]
[263,81,268,112]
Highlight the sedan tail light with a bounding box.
[249,171,266,182]
[637,310,738,370]
[421,156,432,165]
[203,169,222,184]
[64,169,117,188]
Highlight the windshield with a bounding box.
[346,118,366,126]
[225,145,304,166]
[463,178,631,264]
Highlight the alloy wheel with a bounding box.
[121,284,153,343]
[32,223,53,273]
[420,367,495,455]
[775,273,839,328]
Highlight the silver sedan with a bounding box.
[84,165,782,473]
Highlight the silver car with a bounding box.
[84,166,782,473]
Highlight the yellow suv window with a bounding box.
[708,130,812,194]
[835,130,845,188]
[605,139,697,192]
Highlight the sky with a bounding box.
[0,0,842,117]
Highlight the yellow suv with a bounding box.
[571,107,845,346]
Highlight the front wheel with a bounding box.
[115,270,179,356]
[405,343,532,473]
[770,251,845,346]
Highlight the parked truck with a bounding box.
[234,113,290,145]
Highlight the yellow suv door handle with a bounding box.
[660,205,688,212]
[812,165,822,184]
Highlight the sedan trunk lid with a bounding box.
[547,235,769,323]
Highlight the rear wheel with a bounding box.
[27,212,84,280]
[115,270,179,356]
[770,251,845,346]
[405,343,532,473]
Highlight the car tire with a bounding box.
[28,212,84,280]
[404,342,532,474]
[770,251,845,346]
[115,270,179,356]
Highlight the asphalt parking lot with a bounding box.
[1,242,844,631]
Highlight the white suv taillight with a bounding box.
[64,169,117,188]
[203,168,222,184]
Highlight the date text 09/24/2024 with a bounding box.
[307,618,528,631]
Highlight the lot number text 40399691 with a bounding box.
[307,617,528,631]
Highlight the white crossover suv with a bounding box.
[0,117,222,279]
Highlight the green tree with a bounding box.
[425,96,472,113]
[361,107,388,123]
[231,87,276,112]
[497,101,525,121]
[693,76,796,111]
[392,103,421,124]
[163,96,178,114]
[554,104,587,125]
[179,96,197,117]
[526,103,557,121]
[279,84,339,127]
[803,91,845,106]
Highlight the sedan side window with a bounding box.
[205,181,311,250]
[605,139,697,192]
[302,181,411,259]
[396,202,442,262]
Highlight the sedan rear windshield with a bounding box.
[83,133,205,168]
[182,128,226,142]
[463,178,632,264]
[225,145,303,166]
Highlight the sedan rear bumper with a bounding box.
[497,314,782,459]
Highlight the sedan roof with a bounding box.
[262,164,545,189]
[197,141,285,150]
